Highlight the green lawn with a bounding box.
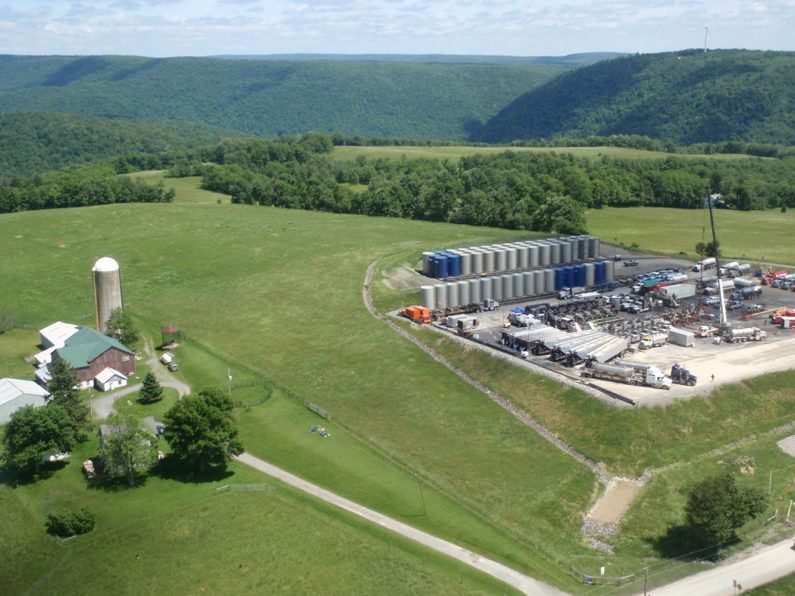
[586,206,795,265]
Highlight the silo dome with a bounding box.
[93,257,120,272]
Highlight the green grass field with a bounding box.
[2,175,794,593]
[331,145,757,162]
[586,206,795,265]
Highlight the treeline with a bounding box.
[0,164,174,213]
[157,135,795,234]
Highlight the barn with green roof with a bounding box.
[53,327,136,387]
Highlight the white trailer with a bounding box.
[668,327,695,347]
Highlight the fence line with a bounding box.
[56,534,79,547]
[215,483,276,495]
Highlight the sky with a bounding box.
[0,0,792,58]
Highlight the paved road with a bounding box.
[235,452,568,596]
[642,538,795,596]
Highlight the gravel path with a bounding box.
[235,452,568,596]
[90,336,191,419]
[363,261,610,485]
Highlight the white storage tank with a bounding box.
[434,284,447,309]
[483,249,495,273]
[447,282,459,308]
[456,248,472,275]
[534,270,544,293]
[544,268,555,291]
[480,277,492,300]
[469,278,481,304]
[589,236,599,258]
[584,263,595,287]
[495,248,507,272]
[523,271,534,296]
[458,280,470,305]
[569,237,579,261]
[422,252,435,276]
[550,241,561,265]
[528,243,540,267]
[506,247,518,270]
[471,249,483,274]
[604,260,615,282]
[517,244,529,268]
[492,276,503,301]
[513,273,523,297]
[421,285,435,309]
[502,274,513,299]
[539,243,551,266]
[561,240,572,264]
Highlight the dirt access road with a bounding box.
[235,452,568,596]
[90,337,191,419]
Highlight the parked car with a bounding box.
[624,259,639,267]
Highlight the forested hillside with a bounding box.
[0,113,243,177]
[475,50,795,145]
[0,55,562,141]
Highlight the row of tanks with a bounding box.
[420,261,616,310]
[422,235,601,279]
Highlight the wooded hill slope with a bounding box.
[474,50,795,145]
[0,113,243,178]
[0,55,564,141]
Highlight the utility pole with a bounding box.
[644,566,648,596]
[227,368,232,396]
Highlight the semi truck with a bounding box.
[639,333,667,350]
[724,327,767,343]
[671,364,697,386]
[693,257,716,272]
[581,362,672,390]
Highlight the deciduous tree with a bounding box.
[2,405,76,475]
[100,409,157,486]
[684,473,766,546]
[163,388,243,473]
[105,307,140,348]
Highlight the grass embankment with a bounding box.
[586,206,795,265]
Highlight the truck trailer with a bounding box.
[581,361,671,389]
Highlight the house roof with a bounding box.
[99,415,158,438]
[0,378,51,407]
[95,367,127,384]
[56,327,134,369]
[39,321,80,348]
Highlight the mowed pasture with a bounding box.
[331,144,758,162]
[0,199,595,590]
[586,206,795,266]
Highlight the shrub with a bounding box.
[45,507,96,537]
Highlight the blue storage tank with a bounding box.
[575,264,586,287]
[554,267,565,291]
[564,265,575,288]
[446,252,461,277]
[595,261,605,284]
[434,253,448,279]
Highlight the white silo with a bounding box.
[93,257,123,333]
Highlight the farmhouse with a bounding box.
[0,378,51,424]
[53,327,135,389]
[98,415,159,447]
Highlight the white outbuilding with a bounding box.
[0,378,51,424]
[94,367,128,392]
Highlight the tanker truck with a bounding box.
[581,362,671,390]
